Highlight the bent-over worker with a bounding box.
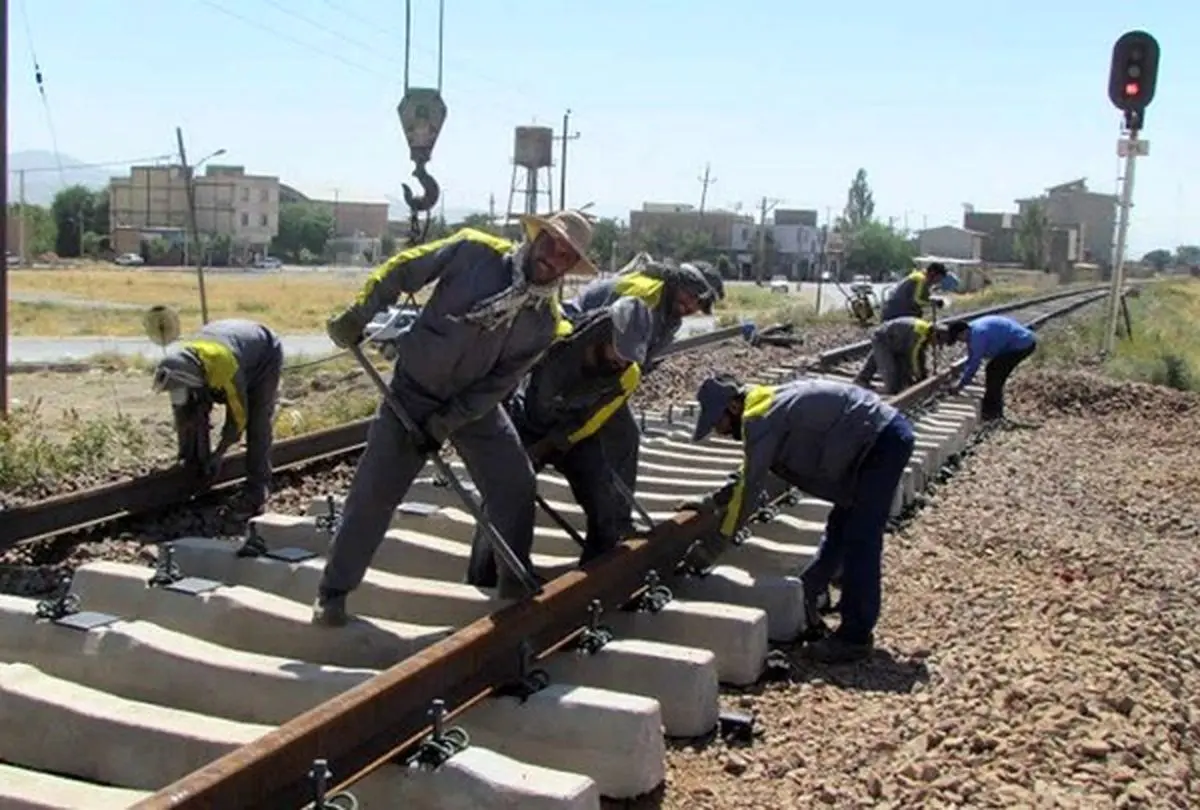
[945,315,1038,422]
[467,296,655,585]
[880,262,950,322]
[682,375,915,663]
[853,316,935,394]
[563,258,715,528]
[151,318,284,516]
[313,211,595,625]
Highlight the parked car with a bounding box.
[254,256,283,270]
[769,275,790,294]
[114,253,145,266]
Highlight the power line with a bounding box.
[16,0,67,189]
[8,154,176,175]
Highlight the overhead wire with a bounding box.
[16,0,68,190]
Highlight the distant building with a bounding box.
[964,209,1082,274]
[109,164,280,260]
[917,225,985,261]
[279,183,388,239]
[731,220,822,279]
[1016,178,1117,269]
[628,202,752,251]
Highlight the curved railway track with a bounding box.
[0,285,1120,810]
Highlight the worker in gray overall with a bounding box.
[150,319,284,516]
[312,210,595,625]
[880,262,950,322]
[467,296,654,585]
[853,316,938,394]
[563,259,716,529]
[682,374,915,664]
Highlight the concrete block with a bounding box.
[169,536,503,627]
[721,535,816,577]
[670,567,806,642]
[0,662,267,788]
[0,763,150,810]
[0,594,373,725]
[71,560,451,669]
[541,638,718,737]
[735,514,823,546]
[460,683,665,799]
[391,746,600,810]
[604,600,767,687]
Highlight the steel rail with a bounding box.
[132,285,1121,810]
[0,286,1106,550]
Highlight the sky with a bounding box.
[6,0,1198,256]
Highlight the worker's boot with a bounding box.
[804,633,874,665]
[311,589,349,627]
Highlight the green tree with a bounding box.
[588,217,625,269]
[1015,202,1050,270]
[1176,245,1200,266]
[50,185,100,257]
[839,169,875,232]
[380,235,397,258]
[1141,249,1173,272]
[457,213,501,235]
[80,231,104,257]
[715,254,734,279]
[7,203,57,256]
[271,202,335,261]
[843,221,914,277]
[89,190,110,234]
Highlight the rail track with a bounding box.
[0,284,1119,810]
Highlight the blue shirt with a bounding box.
[957,316,1036,389]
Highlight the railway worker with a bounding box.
[312,210,596,625]
[880,262,951,322]
[466,297,655,585]
[853,315,935,394]
[150,318,284,516]
[681,374,915,664]
[562,258,716,529]
[944,315,1038,422]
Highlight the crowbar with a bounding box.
[611,470,655,531]
[349,328,541,597]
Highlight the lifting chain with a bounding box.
[495,639,550,702]
[632,569,673,614]
[575,599,614,655]
[236,523,268,558]
[396,0,448,246]
[307,759,359,810]
[405,699,471,771]
[148,544,183,587]
[314,494,342,536]
[35,576,80,620]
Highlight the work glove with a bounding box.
[327,306,370,349]
[931,297,946,311]
[675,495,718,514]
[411,413,452,456]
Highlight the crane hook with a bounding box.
[402,162,440,213]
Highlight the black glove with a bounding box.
[327,306,369,349]
[931,297,946,310]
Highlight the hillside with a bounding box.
[7,151,112,206]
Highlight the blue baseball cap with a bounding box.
[692,375,743,441]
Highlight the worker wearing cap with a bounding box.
[944,315,1038,422]
[681,374,915,663]
[854,316,939,394]
[313,211,595,624]
[467,296,655,584]
[880,262,953,322]
[564,256,716,529]
[151,318,284,516]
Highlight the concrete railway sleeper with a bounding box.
[0,287,1120,810]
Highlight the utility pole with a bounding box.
[17,170,27,264]
[488,193,496,225]
[698,163,716,217]
[556,109,581,211]
[176,126,211,325]
[756,197,782,283]
[1,0,8,417]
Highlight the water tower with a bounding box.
[505,125,555,226]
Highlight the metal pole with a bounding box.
[18,170,26,264]
[559,110,569,211]
[176,127,211,325]
[1104,132,1138,355]
[1,2,9,419]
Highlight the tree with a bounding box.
[457,213,501,235]
[715,254,734,279]
[588,217,625,270]
[1141,249,1173,272]
[380,235,397,258]
[843,221,914,277]
[50,185,105,257]
[7,202,57,256]
[270,202,335,261]
[1015,202,1051,270]
[839,169,875,233]
[1175,245,1200,267]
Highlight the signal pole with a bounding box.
[1,2,8,416]
[756,197,782,283]
[556,109,581,210]
[698,164,716,217]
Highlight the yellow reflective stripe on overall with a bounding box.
[551,295,574,339]
[566,363,642,445]
[612,274,666,309]
[720,384,775,537]
[909,271,929,307]
[910,320,932,373]
[185,338,246,434]
[356,228,514,306]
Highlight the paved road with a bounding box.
[6,315,721,365]
[9,292,146,311]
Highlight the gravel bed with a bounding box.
[655,370,1200,809]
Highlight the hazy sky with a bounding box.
[7,0,1197,256]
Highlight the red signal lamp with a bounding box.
[1124,81,1140,96]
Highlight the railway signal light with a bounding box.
[1108,31,1159,129]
